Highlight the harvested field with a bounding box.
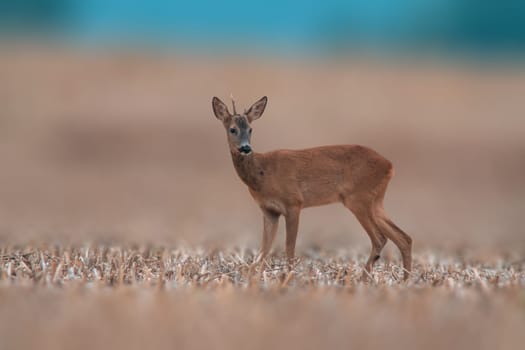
[1,243,525,350]
[1,244,524,289]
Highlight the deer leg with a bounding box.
[346,203,387,278]
[285,207,301,265]
[375,210,412,280]
[375,205,412,280]
[365,230,387,274]
[371,176,413,281]
[257,209,280,263]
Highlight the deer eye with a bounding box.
[229,128,237,134]
[249,128,252,134]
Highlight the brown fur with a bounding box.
[212,96,412,280]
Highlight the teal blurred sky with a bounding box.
[1,1,524,55]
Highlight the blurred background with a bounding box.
[0,0,524,253]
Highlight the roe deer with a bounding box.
[212,96,413,280]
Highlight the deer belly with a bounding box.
[300,181,341,207]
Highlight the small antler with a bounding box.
[230,93,237,115]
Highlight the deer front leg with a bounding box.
[257,209,280,263]
[285,207,301,265]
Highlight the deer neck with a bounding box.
[231,151,263,191]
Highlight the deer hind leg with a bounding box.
[344,200,387,278]
[375,212,412,280]
[373,178,413,281]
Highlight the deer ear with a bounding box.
[246,96,267,122]
[212,97,231,121]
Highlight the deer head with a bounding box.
[212,96,268,155]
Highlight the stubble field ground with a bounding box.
[0,46,524,349]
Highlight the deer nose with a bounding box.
[239,145,252,154]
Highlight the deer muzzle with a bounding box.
[238,144,252,154]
